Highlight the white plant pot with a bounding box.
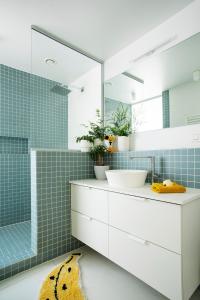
[117,136,130,152]
[94,165,110,180]
[79,140,92,152]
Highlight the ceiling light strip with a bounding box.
[131,35,177,64]
[122,72,144,84]
[31,25,104,64]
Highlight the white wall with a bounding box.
[170,81,200,127]
[131,124,200,151]
[68,65,102,150]
[105,0,200,150]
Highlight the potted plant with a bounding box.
[76,109,112,179]
[76,135,94,152]
[83,109,106,146]
[90,144,110,180]
[109,105,132,151]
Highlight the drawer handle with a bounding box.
[133,197,149,202]
[81,214,92,221]
[140,197,149,202]
[127,234,148,245]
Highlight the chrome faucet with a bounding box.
[130,156,158,184]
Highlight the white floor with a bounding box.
[0,246,200,300]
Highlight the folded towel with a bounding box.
[152,182,186,193]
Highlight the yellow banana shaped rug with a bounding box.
[39,253,85,300]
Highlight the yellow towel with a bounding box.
[152,182,186,193]
[39,253,85,300]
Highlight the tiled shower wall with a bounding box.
[0,151,94,280]
[0,64,68,150]
[30,74,68,149]
[0,137,30,226]
[0,64,68,226]
[0,65,30,138]
[105,148,200,188]
[162,90,170,128]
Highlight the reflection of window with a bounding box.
[132,96,163,132]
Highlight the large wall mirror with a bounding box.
[31,27,102,150]
[104,32,200,133]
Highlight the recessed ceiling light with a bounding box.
[44,58,57,65]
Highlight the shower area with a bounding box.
[0,30,69,270]
[0,27,102,276]
[0,64,32,268]
[0,62,69,269]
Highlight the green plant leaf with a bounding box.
[109,104,132,136]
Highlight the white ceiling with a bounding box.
[31,30,98,84]
[0,0,193,73]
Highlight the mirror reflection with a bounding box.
[104,32,200,133]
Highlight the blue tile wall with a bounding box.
[30,75,68,149]
[0,64,30,138]
[0,150,94,280]
[0,137,28,154]
[0,64,68,149]
[105,148,200,189]
[0,154,31,227]
[0,64,68,227]
[0,65,30,226]
[162,90,170,128]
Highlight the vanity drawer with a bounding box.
[71,185,108,223]
[109,192,181,253]
[109,226,182,300]
[71,210,108,257]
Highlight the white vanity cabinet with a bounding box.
[109,226,182,300]
[71,184,109,257]
[109,192,181,253]
[70,180,200,300]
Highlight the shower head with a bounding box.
[50,84,84,96]
[50,84,71,96]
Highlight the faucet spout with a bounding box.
[130,156,157,184]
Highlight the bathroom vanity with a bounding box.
[70,179,200,300]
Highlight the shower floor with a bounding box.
[0,221,35,269]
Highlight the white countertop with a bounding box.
[70,179,200,205]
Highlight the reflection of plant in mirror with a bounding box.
[109,104,132,136]
[132,104,145,132]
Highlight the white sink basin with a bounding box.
[105,169,148,188]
